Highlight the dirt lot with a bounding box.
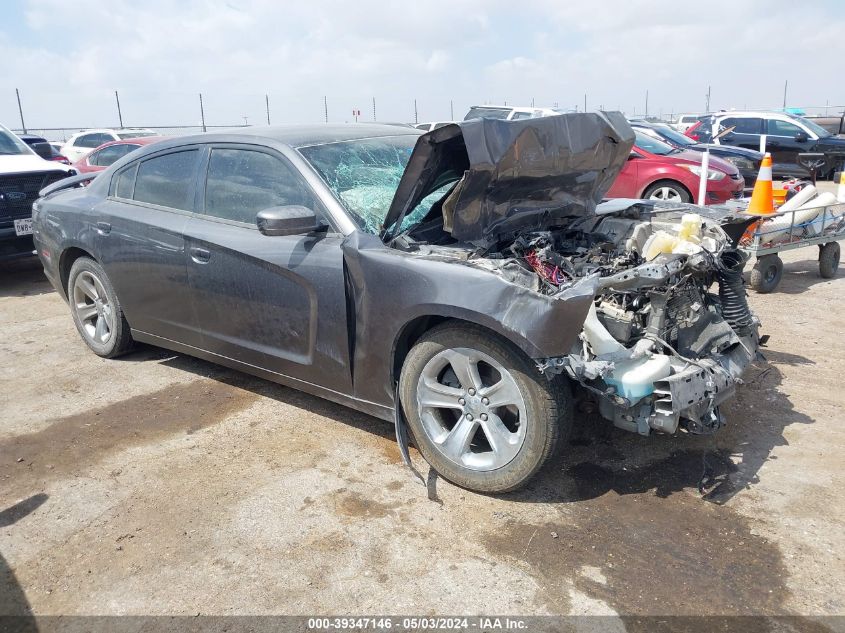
[1,196,844,621]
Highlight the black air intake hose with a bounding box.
[718,250,754,336]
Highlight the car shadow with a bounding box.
[509,352,814,506]
[138,348,399,446]
[124,343,812,509]
[0,493,42,629]
[0,257,54,299]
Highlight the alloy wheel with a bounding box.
[72,270,114,345]
[648,186,683,201]
[415,347,527,471]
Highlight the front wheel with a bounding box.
[68,257,134,358]
[643,180,692,203]
[399,322,571,493]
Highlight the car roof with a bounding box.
[710,111,797,118]
[175,123,422,148]
[93,136,169,150]
[70,128,154,137]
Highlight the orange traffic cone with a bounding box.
[747,153,774,215]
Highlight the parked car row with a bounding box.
[686,111,845,179]
[630,120,762,190]
[433,107,749,204]
[1,126,163,260]
[60,128,159,162]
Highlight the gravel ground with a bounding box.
[1,191,843,622]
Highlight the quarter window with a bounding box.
[133,150,199,210]
[113,163,138,199]
[203,148,317,224]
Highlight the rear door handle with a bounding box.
[189,246,211,264]
[95,221,111,235]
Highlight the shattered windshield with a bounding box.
[298,135,450,234]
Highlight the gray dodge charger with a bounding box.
[33,113,760,493]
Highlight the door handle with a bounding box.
[189,246,211,264]
[95,221,111,235]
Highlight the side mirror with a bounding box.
[32,142,53,160]
[256,205,326,236]
[795,131,809,143]
[628,151,640,160]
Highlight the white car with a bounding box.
[462,105,572,121]
[0,124,73,259]
[60,128,158,162]
[670,114,705,132]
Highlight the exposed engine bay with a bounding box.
[387,113,759,438]
[403,201,760,437]
[511,204,758,436]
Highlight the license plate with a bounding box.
[14,218,33,236]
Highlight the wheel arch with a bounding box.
[640,177,693,201]
[390,312,543,384]
[59,246,97,297]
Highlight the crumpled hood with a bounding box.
[383,111,635,246]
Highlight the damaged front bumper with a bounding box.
[541,329,758,436]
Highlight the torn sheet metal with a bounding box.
[383,111,635,246]
[340,231,596,410]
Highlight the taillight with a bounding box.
[52,155,71,164]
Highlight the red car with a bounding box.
[605,130,744,203]
[72,137,167,174]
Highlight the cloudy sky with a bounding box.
[2,0,844,134]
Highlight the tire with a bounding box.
[819,242,840,279]
[67,257,134,358]
[642,180,692,203]
[749,254,784,293]
[399,322,572,494]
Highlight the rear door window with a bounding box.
[721,117,762,134]
[133,150,199,210]
[203,148,318,224]
[77,133,114,148]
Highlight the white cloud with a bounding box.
[2,0,844,136]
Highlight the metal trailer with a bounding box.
[738,202,845,293]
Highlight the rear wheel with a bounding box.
[749,254,784,293]
[643,180,692,203]
[399,322,571,493]
[819,242,840,279]
[68,257,134,358]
